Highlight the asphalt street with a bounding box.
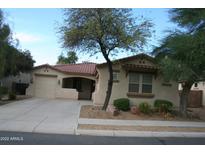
[1,131,205,145]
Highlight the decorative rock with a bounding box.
[113,109,120,116]
[130,106,139,114]
[106,105,115,112]
[107,105,120,116]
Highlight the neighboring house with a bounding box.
[179,82,205,107]
[26,53,180,106]
[0,72,31,95]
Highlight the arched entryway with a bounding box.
[62,77,95,100]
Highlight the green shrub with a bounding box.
[113,98,130,111]
[139,102,151,114]
[0,86,8,100]
[9,92,16,100]
[0,86,8,95]
[154,99,173,113]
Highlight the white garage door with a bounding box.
[35,75,57,98]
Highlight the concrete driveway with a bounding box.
[0,98,92,134]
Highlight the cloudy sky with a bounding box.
[2,8,177,66]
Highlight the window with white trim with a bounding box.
[128,73,140,93]
[113,71,119,81]
[128,73,153,93]
[142,74,152,93]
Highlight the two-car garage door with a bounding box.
[35,75,57,99]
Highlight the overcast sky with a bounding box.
[2,8,177,66]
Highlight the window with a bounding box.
[128,73,153,93]
[142,74,152,93]
[194,83,198,88]
[113,71,119,82]
[113,72,118,81]
[128,73,140,92]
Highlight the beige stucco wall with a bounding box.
[56,88,78,99]
[179,82,205,106]
[93,59,180,107]
[26,83,34,96]
[26,67,96,99]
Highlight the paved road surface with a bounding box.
[0,131,205,145]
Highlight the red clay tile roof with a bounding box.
[34,54,154,76]
[34,63,97,76]
[53,63,97,76]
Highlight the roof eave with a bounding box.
[97,53,156,68]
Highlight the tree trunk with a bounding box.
[180,82,192,117]
[102,59,113,110]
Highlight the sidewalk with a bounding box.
[76,118,205,137]
[78,118,205,127]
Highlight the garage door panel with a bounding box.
[35,75,57,98]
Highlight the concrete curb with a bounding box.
[33,128,75,135]
[76,129,205,137]
[76,129,114,136]
[79,118,205,128]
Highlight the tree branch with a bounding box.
[107,43,119,55]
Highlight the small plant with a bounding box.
[9,92,16,100]
[139,102,151,114]
[154,99,173,113]
[113,98,130,111]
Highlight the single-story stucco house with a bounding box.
[26,53,180,106]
